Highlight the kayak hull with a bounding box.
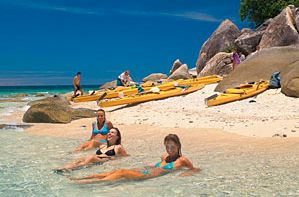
[99,85,204,107]
[206,81,269,107]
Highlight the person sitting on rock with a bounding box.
[74,109,113,152]
[117,70,133,87]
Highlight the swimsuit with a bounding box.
[96,146,116,157]
[92,121,109,143]
[142,161,175,175]
[74,85,81,91]
[154,161,174,170]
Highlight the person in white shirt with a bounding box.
[117,70,132,86]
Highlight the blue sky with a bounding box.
[0,0,248,86]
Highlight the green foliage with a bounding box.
[240,0,299,28]
[222,44,237,53]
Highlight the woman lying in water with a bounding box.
[56,127,128,171]
[75,109,113,152]
[71,134,200,184]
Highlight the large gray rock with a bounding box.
[234,30,264,55]
[199,52,232,77]
[296,9,299,30]
[281,61,299,97]
[142,73,167,82]
[240,28,254,35]
[170,59,183,75]
[100,80,117,90]
[259,6,299,49]
[23,103,73,123]
[71,108,97,120]
[23,96,97,123]
[255,18,273,32]
[215,46,299,92]
[168,64,190,80]
[196,19,241,74]
[28,95,70,106]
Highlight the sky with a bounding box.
[0,0,248,86]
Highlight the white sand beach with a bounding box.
[4,83,299,139]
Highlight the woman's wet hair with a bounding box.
[107,127,122,146]
[164,134,182,162]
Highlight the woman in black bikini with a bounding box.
[55,127,128,171]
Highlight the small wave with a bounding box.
[0,123,32,132]
[0,106,16,116]
[22,96,35,101]
[22,105,31,112]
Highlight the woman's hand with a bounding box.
[179,168,201,177]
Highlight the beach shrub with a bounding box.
[240,0,299,28]
[222,44,237,53]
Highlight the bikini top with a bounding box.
[96,146,116,156]
[154,161,174,170]
[92,121,109,135]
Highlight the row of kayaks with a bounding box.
[99,85,205,107]
[67,75,270,107]
[68,75,222,103]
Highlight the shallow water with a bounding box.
[1,129,299,197]
[1,86,299,196]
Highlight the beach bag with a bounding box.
[269,71,281,89]
[135,84,144,93]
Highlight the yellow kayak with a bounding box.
[177,75,222,86]
[71,92,105,102]
[206,81,269,107]
[99,85,204,107]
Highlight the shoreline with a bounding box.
[2,84,299,139]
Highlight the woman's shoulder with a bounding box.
[176,155,189,163]
[114,144,128,156]
[99,144,107,149]
[161,153,168,160]
[105,120,113,126]
[106,120,112,124]
[115,144,123,148]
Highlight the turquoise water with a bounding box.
[1,129,299,196]
[0,85,100,97]
[0,85,103,123]
[1,86,299,196]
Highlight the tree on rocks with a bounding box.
[240,0,299,28]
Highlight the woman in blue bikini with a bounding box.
[56,127,128,171]
[71,134,200,184]
[75,109,113,152]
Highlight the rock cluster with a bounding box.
[194,5,299,97]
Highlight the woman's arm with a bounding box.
[115,145,129,156]
[89,123,95,140]
[178,157,201,177]
[107,121,113,130]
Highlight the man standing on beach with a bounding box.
[73,72,83,97]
